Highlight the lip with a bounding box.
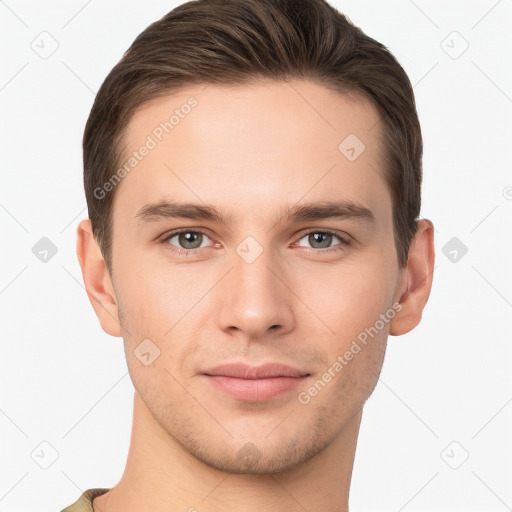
[202,362,310,402]
[203,362,309,379]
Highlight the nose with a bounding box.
[216,246,295,341]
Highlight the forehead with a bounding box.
[113,79,390,229]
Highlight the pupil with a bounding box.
[310,232,331,248]
[180,232,201,248]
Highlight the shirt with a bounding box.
[60,488,110,512]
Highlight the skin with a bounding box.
[76,78,435,512]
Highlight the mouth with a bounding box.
[202,362,311,402]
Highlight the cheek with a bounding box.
[297,260,393,401]
[114,260,204,377]
[300,260,396,339]
[115,253,206,334]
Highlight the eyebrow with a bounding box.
[134,200,376,225]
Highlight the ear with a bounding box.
[76,219,122,337]
[389,219,435,336]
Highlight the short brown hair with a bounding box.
[83,0,422,272]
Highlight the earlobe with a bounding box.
[389,219,435,336]
[76,219,122,337]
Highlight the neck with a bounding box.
[93,392,362,512]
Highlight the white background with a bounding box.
[1,1,511,511]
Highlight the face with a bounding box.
[107,79,405,473]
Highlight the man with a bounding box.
[64,0,435,510]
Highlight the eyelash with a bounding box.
[159,228,351,256]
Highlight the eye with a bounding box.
[161,230,214,254]
[294,230,351,252]
[159,228,351,256]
